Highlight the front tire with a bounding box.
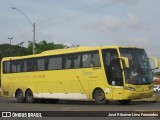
[93,89,107,105]
[25,90,34,103]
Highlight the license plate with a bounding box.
[141,93,146,97]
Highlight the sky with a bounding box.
[0,0,160,68]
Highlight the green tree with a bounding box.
[28,40,66,54]
[0,40,67,60]
[0,44,30,61]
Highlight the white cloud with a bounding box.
[121,0,138,5]
[100,16,123,31]
[89,0,138,5]
[116,36,152,48]
[87,13,145,32]
[127,13,142,28]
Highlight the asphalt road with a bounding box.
[0,96,160,120]
[0,96,160,111]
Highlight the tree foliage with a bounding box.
[0,44,29,60]
[28,40,66,54]
[0,40,67,61]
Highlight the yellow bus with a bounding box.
[1,46,159,104]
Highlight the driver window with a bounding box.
[102,49,123,86]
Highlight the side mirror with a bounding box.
[149,57,159,70]
[119,57,129,69]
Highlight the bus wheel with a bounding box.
[26,90,34,103]
[16,90,25,103]
[118,100,131,105]
[93,89,107,105]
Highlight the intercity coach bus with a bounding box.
[1,46,159,104]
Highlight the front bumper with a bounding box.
[123,90,153,100]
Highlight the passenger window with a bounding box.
[48,56,62,70]
[37,59,45,71]
[82,51,100,68]
[64,54,80,69]
[3,61,11,73]
[26,60,33,72]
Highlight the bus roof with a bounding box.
[2,45,141,61]
[42,45,140,54]
[41,46,99,54]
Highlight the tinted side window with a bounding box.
[2,51,101,73]
[3,61,11,73]
[64,54,81,69]
[48,56,62,70]
[82,51,100,68]
[37,58,45,71]
[11,61,22,73]
[26,60,33,72]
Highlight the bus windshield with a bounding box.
[120,48,153,85]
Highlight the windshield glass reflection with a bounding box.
[120,48,153,85]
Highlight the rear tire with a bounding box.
[16,90,25,103]
[25,90,34,103]
[93,89,108,105]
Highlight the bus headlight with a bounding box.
[149,86,153,90]
[124,86,135,91]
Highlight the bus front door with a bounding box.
[110,56,124,100]
[102,49,124,100]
